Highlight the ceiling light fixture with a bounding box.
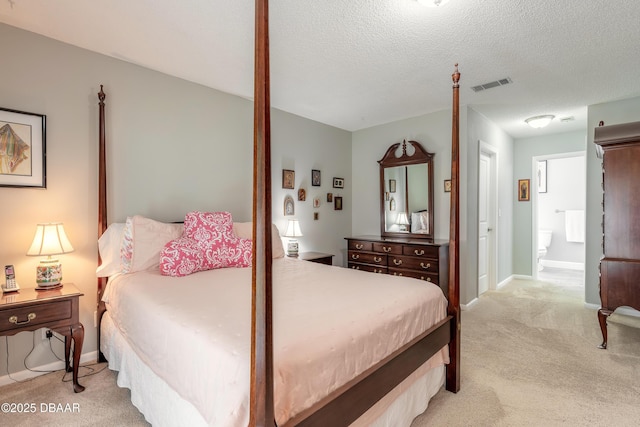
[525,115,555,129]
[416,0,451,6]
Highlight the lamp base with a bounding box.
[36,259,63,286]
[286,240,299,257]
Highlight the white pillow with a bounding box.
[96,223,126,277]
[121,216,184,273]
[232,222,285,258]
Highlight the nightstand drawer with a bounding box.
[0,300,72,333]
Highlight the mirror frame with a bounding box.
[378,139,434,240]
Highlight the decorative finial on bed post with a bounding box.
[452,63,460,88]
[98,85,105,105]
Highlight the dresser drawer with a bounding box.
[402,244,439,258]
[348,251,386,266]
[348,240,373,251]
[348,263,387,274]
[0,300,72,333]
[389,268,439,284]
[372,242,402,254]
[388,254,438,272]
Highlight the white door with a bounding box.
[478,149,496,295]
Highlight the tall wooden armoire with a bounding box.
[594,121,640,349]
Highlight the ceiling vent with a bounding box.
[471,77,513,92]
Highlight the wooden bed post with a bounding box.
[447,64,461,393]
[250,0,275,425]
[97,85,108,363]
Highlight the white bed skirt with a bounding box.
[101,312,445,426]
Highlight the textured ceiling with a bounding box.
[1,0,639,138]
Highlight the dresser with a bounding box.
[345,236,449,294]
[594,121,640,349]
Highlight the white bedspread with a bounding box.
[103,257,448,426]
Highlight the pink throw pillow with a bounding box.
[160,211,253,277]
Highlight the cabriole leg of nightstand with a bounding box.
[62,323,86,392]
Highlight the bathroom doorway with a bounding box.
[532,152,586,287]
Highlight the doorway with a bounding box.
[478,142,498,295]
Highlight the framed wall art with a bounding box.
[327,192,333,202]
[333,177,344,189]
[0,107,46,188]
[518,179,530,201]
[284,195,295,215]
[334,196,343,210]
[537,160,547,193]
[298,188,306,201]
[313,197,320,208]
[282,169,295,189]
[312,169,321,186]
[389,179,396,193]
[444,179,452,193]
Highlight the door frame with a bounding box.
[479,141,499,292]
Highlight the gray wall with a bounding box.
[512,130,587,275]
[0,23,351,376]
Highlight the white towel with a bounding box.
[565,210,585,243]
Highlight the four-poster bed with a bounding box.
[95,2,460,425]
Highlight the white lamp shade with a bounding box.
[283,219,303,238]
[396,212,410,225]
[27,223,74,256]
[525,115,555,129]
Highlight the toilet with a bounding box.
[538,229,553,270]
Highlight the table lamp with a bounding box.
[396,212,410,232]
[26,223,74,287]
[283,219,303,257]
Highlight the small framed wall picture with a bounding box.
[389,179,396,193]
[444,179,452,193]
[313,197,321,208]
[282,169,295,189]
[334,196,343,210]
[333,177,344,189]
[298,188,306,201]
[314,212,319,221]
[327,192,333,202]
[312,169,321,186]
[284,195,295,215]
[518,179,530,202]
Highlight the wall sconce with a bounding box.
[396,212,410,232]
[525,115,555,129]
[26,223,74,288]
[283,219,303,257]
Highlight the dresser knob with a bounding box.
[355,244,364,250]
[351,254,360,260]
[393,272,403,276]
[351,265,360,270]
[393,259,402,266]
[373,256,382,263]
[9,312,36,325]
[414,249,425,256]
[383,247,391,253]
[420,262,431,270]
[426,277,432,282]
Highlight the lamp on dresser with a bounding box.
[283,219,303,257]
[396,212,410,232]
[26,222,74,288]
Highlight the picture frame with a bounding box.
[389,179,396,193]
[333,177,344,189]
[313,212,319,221]
[390,198,396,211]
[298,188,306,201]
[327,192,333,202]
[282,169,295,189]
[0,107,46,188]
[334,196,343,210]
[313,197,320,208]
[537,160,547,193]
[312,169,321,186]
[518,179,530,202]
[284,195,295,215]
[444,179,452,193]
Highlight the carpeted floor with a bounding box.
[1,277,639,426]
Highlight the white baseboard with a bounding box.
[496,275,514,289]
[0,350,98,387]
[461,298,478,310]
[540,260,584,270]
[512,274,533,281]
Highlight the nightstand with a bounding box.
[298,252,334,265]
[0,283,85,392]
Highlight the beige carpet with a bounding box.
[1,278,639,426]
[412,278,640,427]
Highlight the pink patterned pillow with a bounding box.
[160,211,253,277]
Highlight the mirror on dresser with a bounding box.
[379,139,434,240]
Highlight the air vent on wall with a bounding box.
[471,77,513,92]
